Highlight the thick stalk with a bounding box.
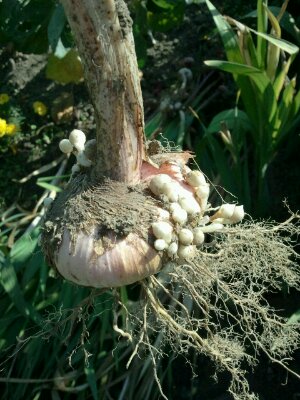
[61,0,145,183]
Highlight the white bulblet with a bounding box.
[172,207,188,224]
[220,204,236,218]
[200,223,224,233]
[152,221,173,243]
[69,129,86,146]
[178,228,194,245]
[154,239,168,251]
[178,245,196,260]
[179,195,201,214]
[193,228,205,245]
[59,139,73,154]
[195,184,210,200]
[161,181,180,202]
[231,205,245,223]
[167,242,178,257]
[169,202,181,213]
[186,170,207,187]
[149,174,172,196]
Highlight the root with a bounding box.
[120,213,300,400]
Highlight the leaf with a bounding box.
[85,366,98,400]
[204,0,243,64]
[36,181,62,192]
[9,228,40,271]
[206,108,252,134]
[249,28,299,56]
[152,0,176,9]
[46,49,84,84]
[47,3,66,52]
[204,60,270,91]
[0,259,42,324]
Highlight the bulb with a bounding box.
[152,221,173,243]
[154,239,168,251]
[178,228,194,245]
[193,228,205,245]
[212,203,236,220]
[149,174,172,196]
[59,139,73,154]
[55,229,162,287]
[186,170,206,187]
[179,195,201,214]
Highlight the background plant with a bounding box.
[199,0,300,215]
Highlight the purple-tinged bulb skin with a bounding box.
[56,229,162,288]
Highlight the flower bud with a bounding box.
[59,139,73,154]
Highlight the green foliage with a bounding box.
[0,0,58,54]
[202,0,300,215]
[46,49,84,84]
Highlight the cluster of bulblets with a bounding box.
[58,129,95,171]
[148,171,244,260]
[44,129,244,261]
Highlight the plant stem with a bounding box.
[61,0,146,183]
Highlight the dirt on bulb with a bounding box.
[41,173,163,269]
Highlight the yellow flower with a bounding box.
[0,93,10,105]
[33,101,48,116]
[6,123,17,135]
[0,118,7,137]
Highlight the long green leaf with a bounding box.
[257,0,268,68]
[204,0,243,63]
[249,27,299,55]
[204,60,270,91]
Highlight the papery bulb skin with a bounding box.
[56,229,161,288]
[41,178,165,289]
